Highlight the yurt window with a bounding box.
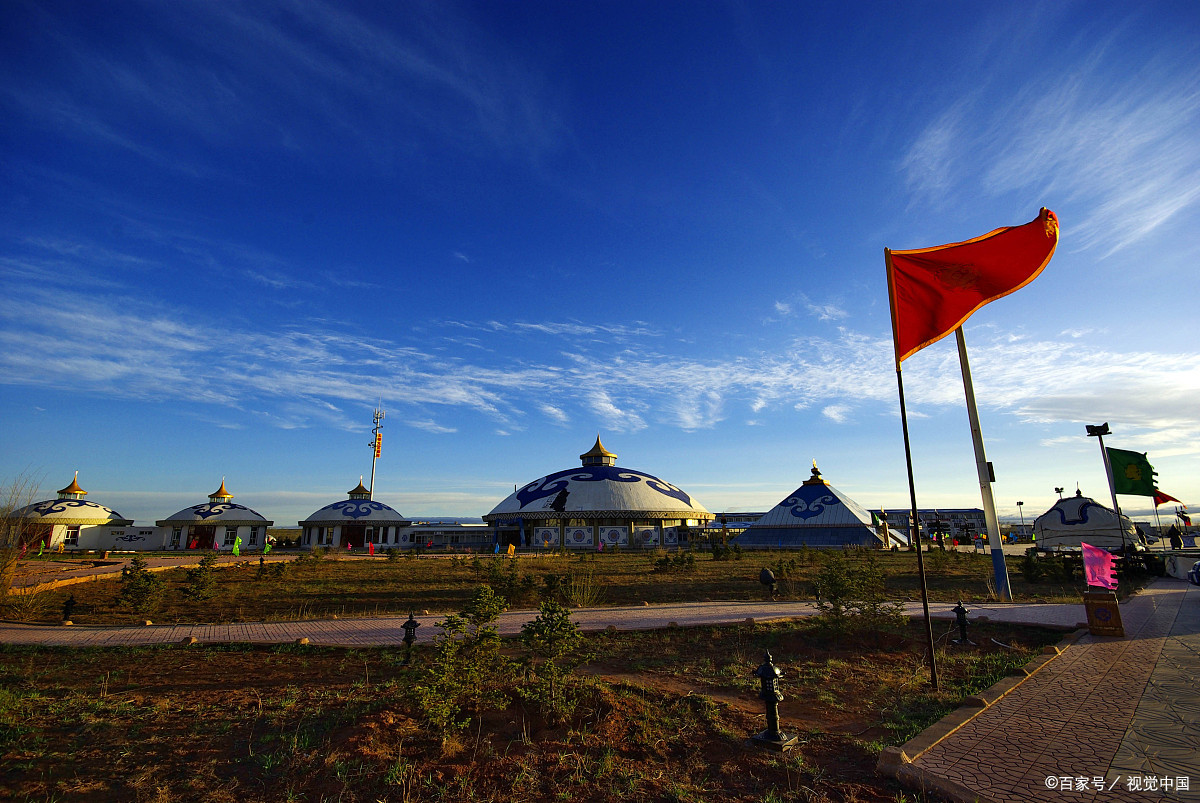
[248,527,259,545]
[224,527,237,546]
[65,526,80,546]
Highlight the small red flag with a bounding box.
[887,209,1059,364]
[1153,489,1182,507]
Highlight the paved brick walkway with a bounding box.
[888,578,1199,802]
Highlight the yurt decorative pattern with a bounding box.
[739,464,883,548]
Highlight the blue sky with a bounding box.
[3,1,1199,528]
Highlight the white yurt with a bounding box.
[1032,490,1142,552]
[299,480,411,550]
[738,463,888,549]
[10,473,135,552]
[156,480,273,552]
[483,437,713,549]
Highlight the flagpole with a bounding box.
[896,363,939,690]
[887,248,939,690]
[954,328,1012,601]
[1089,426,1127,554]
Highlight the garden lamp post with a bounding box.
[751,651,797,751]
[1017,501,1025,540]
[402,611,420,664]
[951,600,974,645]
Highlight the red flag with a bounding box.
[368,540,374,556]
[1153,489,1182,507]
[887,209,1059,364]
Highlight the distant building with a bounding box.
[156,480,273,551]
[881,507,987,543]
[10,473,135,552]
[299,480,411,550]
[484,437,714,549]
[737,464,894,549]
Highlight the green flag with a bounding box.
[1107,448,1156,496]
[232,535,242,557]
[263,540,272,554]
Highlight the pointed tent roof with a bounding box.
[580,436,617,466]
[739,464,882,547]
[58,472,86,497]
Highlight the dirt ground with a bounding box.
[0,619,1060,802]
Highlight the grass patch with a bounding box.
[10,548,1134,626]
[0,618,1059,802]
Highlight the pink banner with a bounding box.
[1082,542,1117,590]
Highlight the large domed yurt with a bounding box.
[156,480,273,551]
[300,480,411,550]
[738,463,886,549]
[10,473,134,552]
[484,437,714,549]
[1033,490,1144,552]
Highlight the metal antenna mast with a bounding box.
[368,404,385,499]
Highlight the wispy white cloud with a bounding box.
[900,28,1200,256]
[407,419,457,434]
[1,272,1198,456]
[537,403,570,426]
[822,405,851,424]
[806,301,848,322]
[5,1,569,172]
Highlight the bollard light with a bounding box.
[951,600,974,645]
[751,651,798,750]
[402,611,421,663]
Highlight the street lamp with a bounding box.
[1087,422,1127,553]
[1016,501,1025,542]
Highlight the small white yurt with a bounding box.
[157,480,273,551]
[299,480,411,550]
[1033,490,1140,552]
[11,473,134,552]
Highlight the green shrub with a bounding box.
[520,600,584,724]
[184,554,219,600]
[1021,547,1045,584]
[812,552,856,637]
[116,556,165,614]
[410,585,514,737]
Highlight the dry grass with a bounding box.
[0,617,1058,802]
[8,547,1104,626]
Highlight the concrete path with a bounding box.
[0,597,1087,648]
[3,560,1195,803]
